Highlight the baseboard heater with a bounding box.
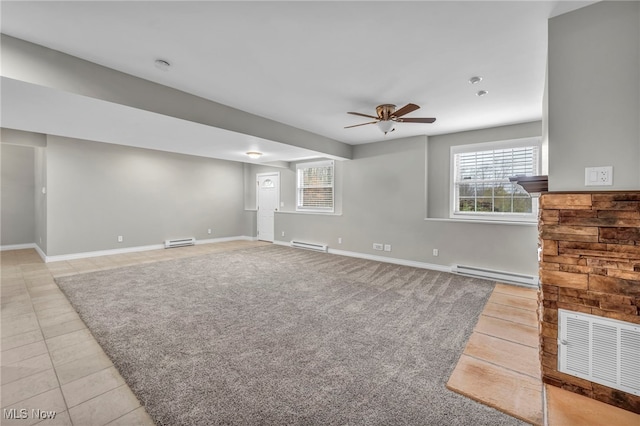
[451,264,538,287]
[164,238,196,249]
[290,240,328,252]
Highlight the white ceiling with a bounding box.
[1,0,597,161]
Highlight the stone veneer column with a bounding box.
[538,192,640,414]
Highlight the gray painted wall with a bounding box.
[427,121,542,218]
[34,147,47,252]
[1,128,47,148]
[548,1,640,190]
[45,136,251,256]
[245,160,344,215]
[244,163,296,212]
[257,135,539,276]
[1,144,35,245]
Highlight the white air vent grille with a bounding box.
[559,309,640,395]
[621,330,640,390]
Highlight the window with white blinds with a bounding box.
[451,138,540,221]
[296,160,334,212]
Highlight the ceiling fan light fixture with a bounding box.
[476,90,489,97]
[377,120,395,134]
[469,76,483,84]
[246,151,262,159]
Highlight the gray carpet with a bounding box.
[56,245,526,425]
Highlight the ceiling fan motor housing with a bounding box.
[376,104,397,121]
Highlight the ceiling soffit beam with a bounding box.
[0,35,352,160]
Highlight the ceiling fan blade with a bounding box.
[344,121,378,129]
[347,111,379,120]
[398,117,436,123]
[392,103,420,118]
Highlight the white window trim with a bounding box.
[296,160,335,213]
[449,137,541,223]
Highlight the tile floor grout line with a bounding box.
[489,302,538,311]
[62,378,127,411]
[472,329,539,349]
[2,262,53,407]
[480,311,539,328]
[65,382,143,425]
[0,378,61,411]
[461,350,543,382]
[492,289,538,300]
[98,404,141,426]
[485,299,538,311]
[3,339,44,367]
[0,355,52,387]
[17,262,78,424]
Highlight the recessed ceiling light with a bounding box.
[154,59,171,71]
[246,151,262,159]
[469,76,483,84]
[476,90,489,97]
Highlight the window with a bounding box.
[451,138,540,222]
[296,160,334,212]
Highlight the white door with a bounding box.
[257,173,279,242]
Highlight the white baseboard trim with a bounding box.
[275,240,452,273]
[34,245,47,262]
[195,236,257,245]
[328,248,452,273]
[45,244,165,263]
[0,243,37,251]
[43,236,256,263]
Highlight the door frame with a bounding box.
[256,172,280,242]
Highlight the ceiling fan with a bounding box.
[345,103,436,135]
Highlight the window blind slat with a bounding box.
[296,160,334,211]
[453,145,539,216]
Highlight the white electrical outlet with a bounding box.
[585,166,613,186]
[207,229,212,234]
[373,243,383,251]
[338,237,342,244]
[282,231,285,237]
[433,249,439,256]
[384,244,392,252]
[117,236,123,243]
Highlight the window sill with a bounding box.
[424,217,537,226]
[278,211,343,216]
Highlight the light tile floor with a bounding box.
[447,282,640,426]
[447,283,544,425]
[1,241,266,425]
[3,242,640,425]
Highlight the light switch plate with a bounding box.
[585,166,613,186]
